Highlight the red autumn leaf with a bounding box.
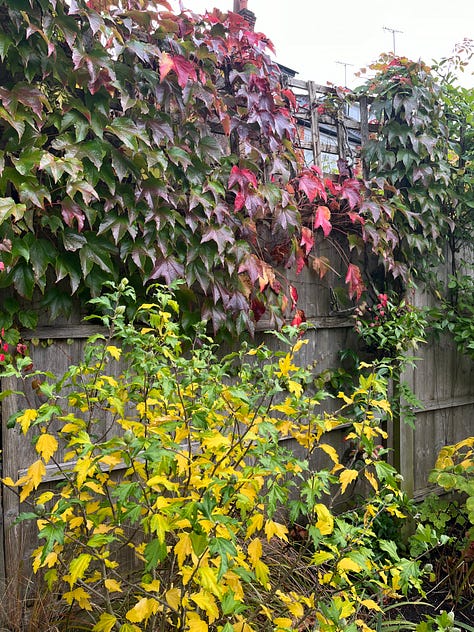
[340,178,362,210]
[298,170,327,203]
[289,284,298,309]
[172,55,197,89]
[251,298,265,322]
[281,87,297,109]
[61,199,85,232]
[159,51,174,81]
[345,263,365,301]
[314,205,332,237]
[291,309,306,327]
[296,251,305,274]
[238,254,263,285]
[228,165,258,189]
[300,226,314,256]
[348,211,364,225]
[234,190,245,212]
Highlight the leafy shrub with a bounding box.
[2,282,432,631]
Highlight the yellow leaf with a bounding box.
[273,618,293,630]
[17,409,38,434]
[104,579,122,593]
[319,443,339,464]
[277,353,297,378]
[84,481,106,495]
[119,625,141,632]
[166,587,181,611]
[288,380,303,397]
[141,579,160,593]
[149,514,169,543]
[293,338,309,353]
[255,560,270,588]
[63,587,92,611]
[364,470,379,492]
[1,476,17,487]
[198,567,221,597]
[360,598,382,612]
[68,554,92,587]
[337,391,353,405]
[312,550,334,565]
[106,345,122,360]
[339,469,358,494]
[187,612,208,632]
[126,597,159,623]
[190,591,219,623]
[35,433,58,463]
[246,512,264,538]
[314,503,334,535]
[264,520,288,542]
[247,538,262,566]
[24,459,46,495]
[337,557,362,573]
[36,491,54,505]
[93,613,117,632]
[287,600,305,619]
[174,533,192,566]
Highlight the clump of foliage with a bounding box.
[1,281,432,632]
[354,292,427,357]
[0,0,307,334]
[357,55,452,278]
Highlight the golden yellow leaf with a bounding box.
[360,598,382,612]
[93,613,117,632]
[190,591,219,623]
[364,470,379,492]
[63,587,93,611]
[293,338,309,353]
[319,443,339,464]
[21,459,46,501]
[273,618,293,630]
[246,512,264,538]
[277,353,297,378]
[255,559,270,589]
[68,554,92,587]
[338,391,353,405]
[17,409,38,434]
[104,579,122,593]
[198,567,221,597]
[35,433,58,463]
[288,379,303,397]
[166,587,181,611]
[339,469,358,494]
[247,538,262,566]
[287,600,304,619]
[312,550,334,565]
[106,345,122,360]
[187,612,208,632]
[337,557,362,573]
[126,597,159,623]
[174,532,192,566]
[264,520,288,542]
[314,503,334,535]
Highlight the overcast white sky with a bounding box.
[170,0,473,87]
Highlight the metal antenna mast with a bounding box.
[336,61,354,87]
[383,26,403,54]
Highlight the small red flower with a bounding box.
[378,293,388,308]
[0,354,4,362]
[0,261,4,271]
[2,343,8,352]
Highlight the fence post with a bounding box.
[307,81,322,169]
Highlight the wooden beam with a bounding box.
[307,81,322,169]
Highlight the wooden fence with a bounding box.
[1,79,473,588]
